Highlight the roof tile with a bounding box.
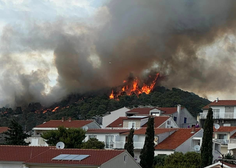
[35,120,94,128]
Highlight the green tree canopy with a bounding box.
[140,117,155,168]
[41,126,86,148]
[155,152,201,168]
[201,108,213,167]
[124,128,134,157]
[82,138,105,149]
[4,119,30,145]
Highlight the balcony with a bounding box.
[199,112,234,119]
[228,139,236,150]
[199,113,219,119]
[224,112,234,119]
[214,139,229,145]
[133,141,144,149]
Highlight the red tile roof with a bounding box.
[25,148,124,166]
[87,129,130,134]
[127,108,156,115]
[203,100,236,109]
[107,117,128,127]
[35,120,94,128]
[155,128,201,150]
[0,146,125,166]
[122,128,177,135]
[0,145,52,162]
[0,127,8,133]
[142,116,170,128]
[214,126,236,133]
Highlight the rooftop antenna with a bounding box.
[56,142,65,149]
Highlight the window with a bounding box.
[174,117,177,122]
[184,117,187,123]
[128,121,136,128]
[88,135,97,139]
[225,106,234,113]
[105,135,114,148]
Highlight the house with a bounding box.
[205,161,236,168]
[85,129,130,149]
[199,99,236,127]
[0,127,8,144]
[102,107,130,128]
[213,126,236,155]
[0,145,141,168]
[155,127,203,155]
[126,105,196,128]
[27,117,101,146]
[107,116,178,129]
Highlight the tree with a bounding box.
[155,152,201,168]
[4,119,30,145]
[140,117,155,168]
[201,108,213,167]
[41,126,86,148]
[82,138,105,149]
[124,128,134,157]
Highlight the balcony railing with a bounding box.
[199,112,234,119]
[214,139,229,145]
[224,112,234,119]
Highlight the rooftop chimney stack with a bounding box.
[62,117,65,122]
[216,98,219,102]
[177,104,181,127]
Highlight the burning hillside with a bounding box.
[109,73,160,99]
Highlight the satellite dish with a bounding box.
[56,142,65,149]
[214,124,220,130]
[194,145,200,152]
[82,126,88,131]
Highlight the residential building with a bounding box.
[126,105,196,128]
[0,127,8,144]
[0,145,141,168]
[107,116,178,129]
[27,117,101,146]
[199,99,236,127]
[102,107,130,128]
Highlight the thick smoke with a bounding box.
[1,0,236,107]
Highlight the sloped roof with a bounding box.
[0,145,52,162]
[35,120,94,128]
[203,100,236,109]
[107,117,128,127]
[214,126,236,133]
[107,116,170,128]
[126,108,156,115]
[122,128,177,135]
[155,128,201,150]
[0,127,8,133]
[86,129,130,134]
[25,148,124,166]
[142,116,170,128]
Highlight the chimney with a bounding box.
[191,125,196,133]
[177,104,181,127]
[62,117,65,122]
[68,117,71,122]
[216,98,219,102]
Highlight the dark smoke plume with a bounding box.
[1,0,236,107]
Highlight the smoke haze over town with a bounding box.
[0,0,236,107]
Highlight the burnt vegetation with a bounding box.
[0,86,210,132]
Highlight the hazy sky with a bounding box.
[0,0,236,108]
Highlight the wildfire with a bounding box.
[52,106,59,112]
[109,73,159,99]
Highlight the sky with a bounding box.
[0,0,236,108]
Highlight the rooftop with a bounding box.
[203,100,236,109]
[0,127,8,133]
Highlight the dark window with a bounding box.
[174,116,177,121]
[184,117,187,123]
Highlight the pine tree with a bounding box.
[124,127,134,157]
[201,108,213,167]
[4,119,30,145]
[140,117,155,168]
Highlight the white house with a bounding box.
[106,116,178,129]
[0,145,141,168]
[27,117,101,146]
[126,105,197,128]
[199,99,236,127]
[102,107,130,128]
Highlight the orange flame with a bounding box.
[109,73,159,99]
[52,106,59,112]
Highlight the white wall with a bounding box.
[0,162,23,168]
[154,150,174,156]
[102,107,130,128]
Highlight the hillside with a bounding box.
[0,86,210,131]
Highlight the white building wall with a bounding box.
[0,162,23,168]
[102,107,130,128]
[154,150,174,156]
